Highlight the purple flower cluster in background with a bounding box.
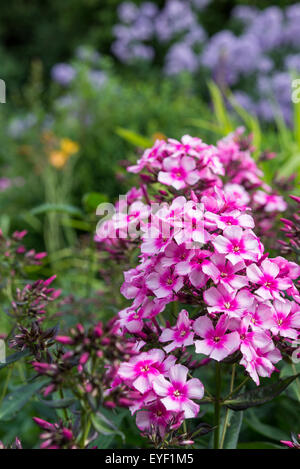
[112,0,208,73]
[51,63,76,86]
[112,1,300,124]
[50,46,107,90]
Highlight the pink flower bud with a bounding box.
[56,336,74,345]
[33,417,55,430]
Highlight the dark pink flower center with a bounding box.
[171,167,186,180]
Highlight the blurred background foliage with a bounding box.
[0,0,300,449]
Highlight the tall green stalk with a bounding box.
[213,362,222,449]
[220,364,236,449]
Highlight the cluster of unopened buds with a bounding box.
[33,418,77,449]
[32,319,138,400]
[0,229,47,272]
[95,130,300,441]
[11,275,61,322]
[8,275,61,361]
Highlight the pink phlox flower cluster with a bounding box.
[102,132,300,436]
[118,350,204,434]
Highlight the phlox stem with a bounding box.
[219,364,236,449]
[213,362,222,449]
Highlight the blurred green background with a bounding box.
[0,0,299,449]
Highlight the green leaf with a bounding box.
[279,152,300,179]
[245,411,287,441]
[224,374,300,411]
[91,412,125,442]
[82,192,109,213]
[221,410,243,449]
[92,409,128,449]
[39,397,76,409]
[60,218,92,232]
[280,362,300,379]
[187,118,223,134]
[237,441,283,449]
[208,81,234,135]
[0,349,31,370]
[0,379,47,421]
[31,203,83,218]
[116,127,153,148]
[0,214,10,236]
[292,72,300,150]
[227,93,262,158]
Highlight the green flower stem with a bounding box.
[213,362,222,449]
[223,376,250,401]
[0,364,14,404]
[219,364,236,449]
[80,413,92,449]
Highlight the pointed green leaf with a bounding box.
[237,441,283,449]
[39,397,76,409]
[208,81,234,135]
[31,203,83,217]
[91,412,125,442]
[245,412,287,441]
[221,410,243,449]
[0,379,48,421]
[224,374,300,411]
[82,192,108,213]
[0,349,31,370]
[116,127,153,148]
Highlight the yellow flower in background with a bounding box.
[60,138,79,156]
[47,138,79,169]
[49,150,69,169]
[152,132,166,142]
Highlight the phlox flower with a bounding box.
[202,254,248,291]
[113,201,151,237]
[201,187,228,213]
[271,257,300,281]
[253,190,287,212]
[128,390,157,415]
[120,268,144,300]
[244,302,275,332]
[117,307,145,333]
[128,139,166,173]
[158,155,200,190]
[167,135,208,159]
[223,183,250,209]
[170,200,209,246]
[201,147,225,176]
[141,227,171,254]
[161,242,191,268]
[194,315,240,361]
[246,258,292,301]
[213,226,261,265]
[153,364,204,418]
[268,299,300,339]
[118,349,176,393]
[136,400,182,437]
[155,196,187,225]
[159,309,194,352]
[240,342,281,386]
[203,284,254,317]
[116,296,167,334]
[146,266,183,298]
[175,250,210,289]
[205,209,254,230]
[228,317,272,361]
